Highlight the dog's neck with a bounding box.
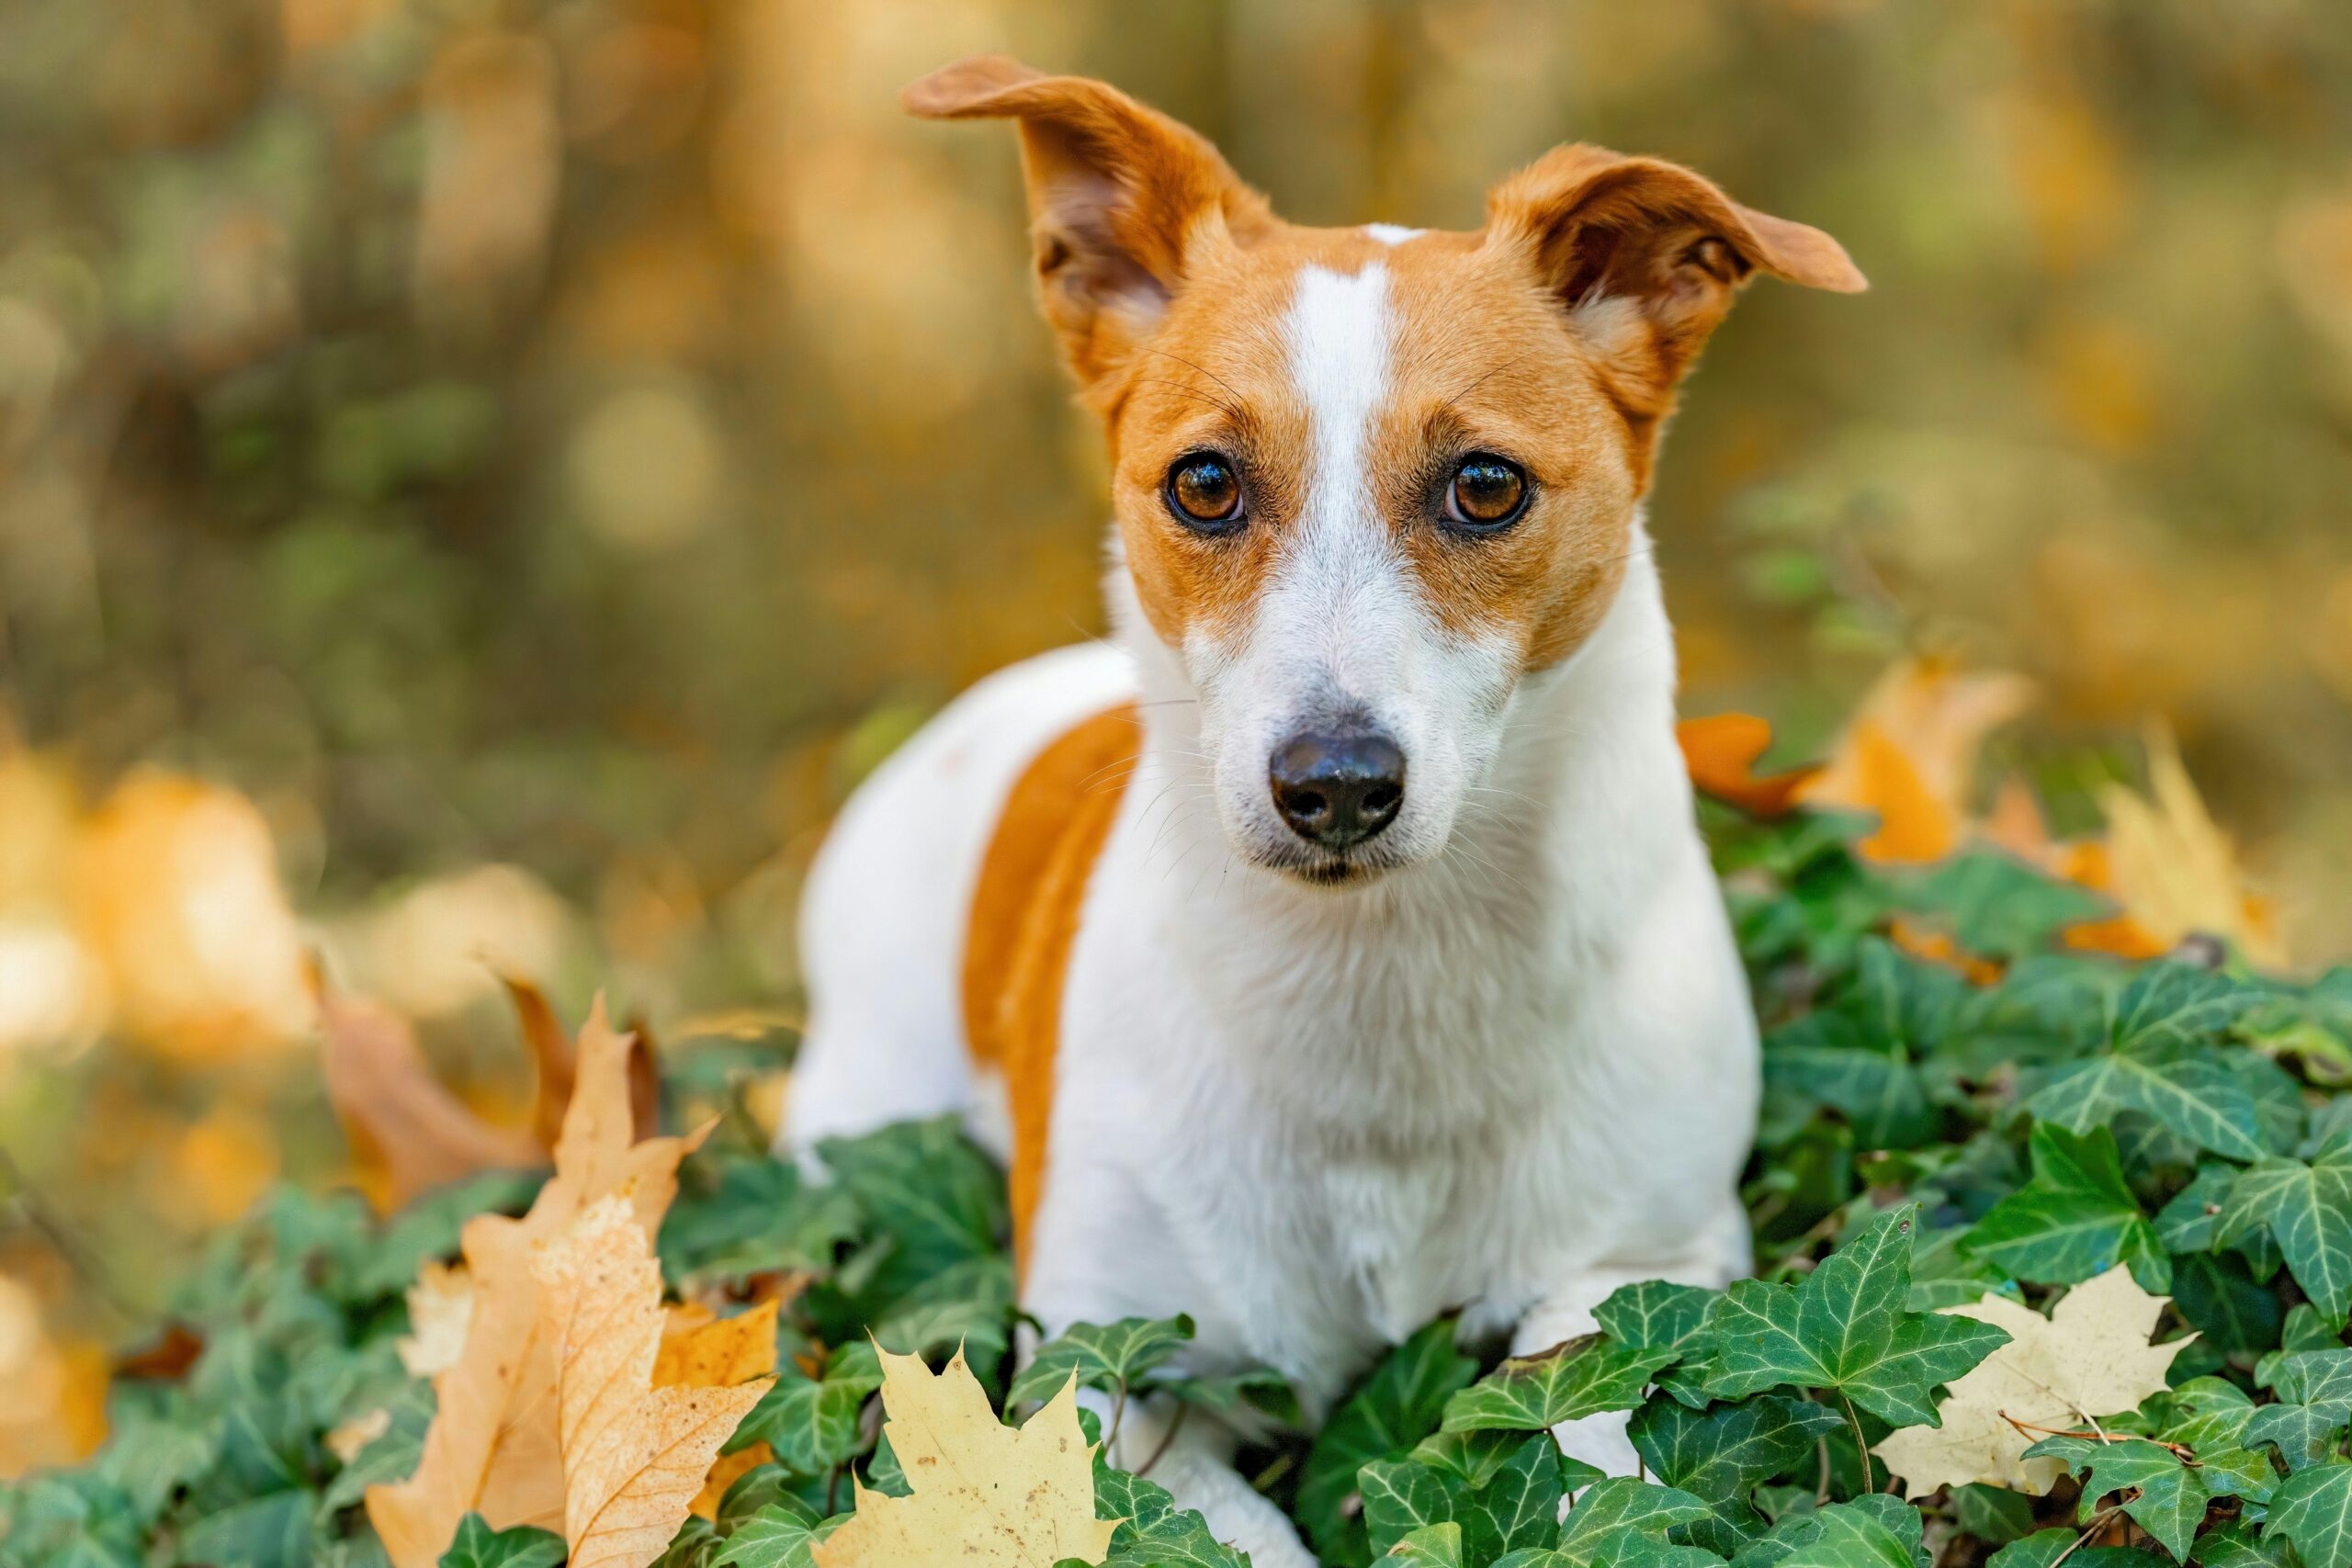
[1106,518,1699,1137]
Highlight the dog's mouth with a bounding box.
[1250,840,1407,889]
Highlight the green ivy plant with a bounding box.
[4,812,2350,1568]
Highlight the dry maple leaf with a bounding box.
[1799,658,2035,864]
[1677,713,1822,818]
[367,998,706,1568]
[503,974,661,1152]
[532,1195,773,1568]
[1873,1266,2189,1495]
[812,1347,1115,1568]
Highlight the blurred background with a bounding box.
[2,0,2350,1472]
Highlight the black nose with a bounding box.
[1268,728,1406,851]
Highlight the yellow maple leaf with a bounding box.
[1874,1267,2189,1495]
[396,1261,476,1380]
[2089,724,2285,968]
[532,1196,773,1568]
[366,998,709,1568]
[812,1348,1116,1568]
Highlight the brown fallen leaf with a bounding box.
[811,1348,1114,1568]
[653,1299,777,1390]
[367,998,705,1568]
[320,990,542,1212]
[1676,713,1821,818]
[533,1195,772,1568]
[329,1407,393,1464]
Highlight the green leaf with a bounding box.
[2025,1435,2212,1562]
[1951,1483,2038,1546]
[1985,1529,2168,1568]
[2031,1055,2267,1165]
[1596,1282,1723,1405]
[1555,1477,1715,1557]
[1158,1363,1305,1430]
[1363,1434,1563,1564]
[2246,1351,2352,1471]
[438,1516,568,1568]
[175,1489,318,1568]
[729,1348,884,1473]
[1301,1319,1480,1566]
[1775,1500,1924,1568]
[1763,941,1961,1149]
[1008,1314,1195,1407]
[2216,1134,2352,1327]
[1628,1396,1844,1554]
[1091,1458,1250,1568]
[1444,1335,1677,1434]
[816,1117,1007,1300]
[1412,1428,1599,1493]
[1963,1123,2170,1292]
[1903,852,2110,963]
[1702,1203,2012,1426]
[711,1505,828,1568]
[1384,1523,1466,1567]
[2265,1462,2352,1568]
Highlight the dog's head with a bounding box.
[910,56,1861,887]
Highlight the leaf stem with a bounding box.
[1136,1400,1189,1478]
[2048,1507,2124,1568]
[1840,1392,1876,1495]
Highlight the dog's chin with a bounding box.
[1240,837,1416,890]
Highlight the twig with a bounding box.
[1136,1400,1190,1478]
[2046,1508,2124,1568]
[1998,1412,2194,1460]
[1816,1434,1835,1506]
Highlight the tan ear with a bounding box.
[905,55,1272,391]
[1487,143,1863,430]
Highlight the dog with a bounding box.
[783,55,1864,1564]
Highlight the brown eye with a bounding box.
[1443,455,1529,531]
[1166,453,1244,530]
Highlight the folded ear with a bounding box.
[905,56,1272,392]
[1486,143,1863,440]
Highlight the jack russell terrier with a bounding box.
[785,55,1864,1564]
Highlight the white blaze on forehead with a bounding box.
[1363,223,1422,246]
[1250,261,1418,702]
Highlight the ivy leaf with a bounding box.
[1091,1455,1250,1568]
[1362,1434,1563,1564]
[1444,1335,1677,1434]
[1903,852,2109,964]
[1962,1124,2170,1292]
[1702,1203,2012,1427]
[1300,1319,1479,1567]
[709,1505,826,1568]
[2022,1436,2211,1562]
[1597,1282,1724,1407]
[174,1489,318,1568]
[1555,1477,1715,1554]
[2216,1132,2352,1327]
[2264,1462,2352,1568]
[434,1513,569,1568]
[1775,1500,1925,1568]
[1983,1530,2169,1568]
[1412,1428,1601,1494]
[729,1349,883,1475]
[1384,1522,1466,1566]
[2246,1351,2352,1471]
[1628,1396,1844,1553]
[2030,1055,2267,1165]
[1764,941,1958,1149]
[1007,1314,1195,1408]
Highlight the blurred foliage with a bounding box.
[3,0,2352,1485]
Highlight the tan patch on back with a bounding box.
[961,702,1141,1275]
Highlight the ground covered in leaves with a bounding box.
[4,801,2351,1568]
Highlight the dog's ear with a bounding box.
[1487,144,1862,443]
[905,56,1270,392]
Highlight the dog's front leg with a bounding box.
[1081,1389,1317,1568]
[1513,1204,1753,1476]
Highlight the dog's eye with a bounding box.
[1442,455,1529,531]
[1165,453,1245,530]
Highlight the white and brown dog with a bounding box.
[785,56,1863,1563]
